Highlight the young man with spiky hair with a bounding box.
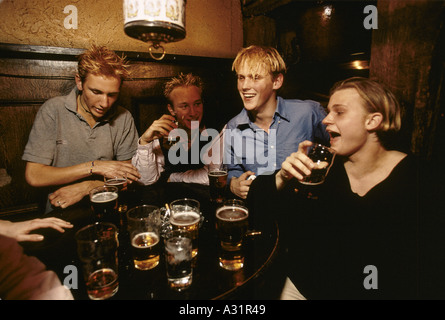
[133,73,222,186]
[23,45,140,212]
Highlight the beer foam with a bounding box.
[170,211,200,226]
[209,170,228,177]
[91,191,118,203]
[216,206,249,221]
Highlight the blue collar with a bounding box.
[235,96,290,130]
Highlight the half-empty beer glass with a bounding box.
[164,229,193,291]
[300,143,335,185]
[126,205,162,270]
[76,222,119,300]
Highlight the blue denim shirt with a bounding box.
[224,96,329,183]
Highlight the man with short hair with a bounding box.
[224,45,329,199]
[22,45,140,212]
[133,73,222,186]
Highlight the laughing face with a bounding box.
[236,61,283,114]
[168,85,203,131]
[322,88,372,157]
[76,73,121,120]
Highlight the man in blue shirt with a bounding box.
[224,45,329,199]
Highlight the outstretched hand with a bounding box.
[0,218,73,242]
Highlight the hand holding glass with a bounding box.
[300,143,335,185]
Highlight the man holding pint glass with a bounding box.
[22,45,140,213]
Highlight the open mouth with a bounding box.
[243,93,256,99]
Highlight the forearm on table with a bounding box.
[25,161,95,187]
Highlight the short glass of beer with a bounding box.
[208,164,228,203]
[215,199,249,271]
[75,222,119,300]
[126,205,162,270]
[89,186,119,226]
[300,143,335,185]
[169,198,201,259]
[104,172,128,214]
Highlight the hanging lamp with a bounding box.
[123,0,186,60]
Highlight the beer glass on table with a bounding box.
[126,205,162,270]
[104,172,128,214]
[169,198,201,259]
[75,222,119,300]
[215,199,249,271]
[164,229,193,291]
[208,164,228,204]
[89,186,119,226]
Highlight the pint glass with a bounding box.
[208,164,228,203]
[104,172,128,214]
[164,229,193,291]
[169,198,201,258]
[89,186,119,226]
[126,205,162,270]
[215,199,249,270]
[76,222,119,300]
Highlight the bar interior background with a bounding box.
[0,0,444,214]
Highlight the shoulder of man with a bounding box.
[226,109,248,129]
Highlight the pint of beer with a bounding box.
[75,222,119,300]
[104,172,128,213]
[126,205,161,270]
[89,186,119,226]
[208,164,228,203]
[169,198,201,258]
[215,199,249,270]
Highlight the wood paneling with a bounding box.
[0,44,241,214]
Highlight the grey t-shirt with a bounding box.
[23,87,138,167]
[22,87,139,212]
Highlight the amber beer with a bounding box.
[169,198,201,258]
[89,186,119,225]
[104,174,128,213]
[75,222,119,300]
[215,201,249,270]
[131,231,161,270]
[126,205,161,270]
[86,268,119,300]
[208,170,228,203]
[170,211,200,258]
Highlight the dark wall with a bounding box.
[0,44,242,214]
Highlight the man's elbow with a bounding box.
[25,164,44,187]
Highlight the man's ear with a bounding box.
[365,112,383,131]
[167,104,175,116]
[75,74,83,91]
[272,73,284,90]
